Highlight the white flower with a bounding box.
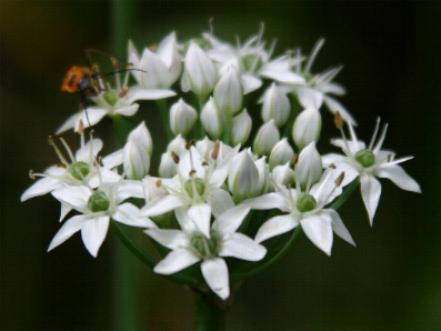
[169,99,198,136]
[21,135,120,216]
[213,64,243,115]
[183,42,217,97]
[141,144,238,233]
[295,142,322,188]
[269,138,295,169]
[290,39,355,125]
[123,122,152,179]
[201,97,223,139]
[323,118,421,224]
[57,77,176,134]
[253,120,280,156]
[128,32,182,89]
[260,83,291,127]
[48,181,154,257]
[145,205,266,299]
[231,110,252,146]
[245,167,356,255]
[292,107,322,149]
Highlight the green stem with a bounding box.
[195,293,227,331]
[156,99,173,142]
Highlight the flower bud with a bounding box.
[272,163,294,186]
[213,64,243,115]
[158,153,177,178]
[292,108,322,150]
[123,122,152,179]
[231,110,252,146]
[295,142,322,188]
[255,157,270,195]
[253,120,280,156]
[269,138,295,169]
[261,83,290,127]
[228,150,259,201]
[169,99,197,136]
[167,134,187,155]
[184,42,217,97]
[201,97,222,139]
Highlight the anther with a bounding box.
[211,141,220,160]
[29,169,36,180]
[119,87,128,97]
[334,112,344,130]
[335,172,345,187]
[189,169,196,177]
[171,152,180,164]
[329,163,336,169]
[185,140,195,150]
[155,179,162,187]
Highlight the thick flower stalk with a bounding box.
[21,26,421,330]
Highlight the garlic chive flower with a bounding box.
[146,205,266,299]
[48,181,154,257]
[323,117,421,224]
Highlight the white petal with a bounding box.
[126,87,176,103]
[255,214,298,243]
[323,96,356,126]
[75,138,103,163]
[326,209,355,246]
[59,203,72,222]
[188,204,212,238]
[141,195,185,217]
[360,174,382,225]
[206,188,234,217]
[213,205,250,234]
[201,258,230,300]
[102,149,123,169]
[376,165,421,193]
[56,112,80,134]
[47,214,88,252]
[145,229,188,249]
[74,107,108,131]
[175,207,198,233]
[21,176,62,201]
[115,104,139,117]
[220,233,266,261]
[81,216,110,257]
[51,186,91,211]
[113,203,155,228]
[154,249,200,275]
[297,87,324,109]
[301,212,333,256]
[117,180,145,201]
[243,192,288,211]
[241,74,262,94]
[88,168,121,187]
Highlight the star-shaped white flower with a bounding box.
[290,38,355,125]
[48,181,154,257]
[145,205,266,299]
[244,166,357,256]
[142,142,239,237]
[323,118,421,224]
[21,135,120,221]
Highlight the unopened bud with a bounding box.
[253,120,280,156]
[269,138,295,169]
[295,142,322,188]
[231,110,252,146]
[201,97,222,138]
[261,83,290,127]
[213,64,243,115]
[292,108,322,150]
[228,150,259,201]
[123,122,152,179]
[169,99,197,136]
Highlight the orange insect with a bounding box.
[61,65,99,96]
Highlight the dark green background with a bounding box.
[1,1,440,330]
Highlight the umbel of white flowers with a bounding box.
[21,26,421,301]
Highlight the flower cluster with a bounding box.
[22,27,420,300]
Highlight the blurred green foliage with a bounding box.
[0,1,440,330]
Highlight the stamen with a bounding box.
[368,117,381,150]
[48,136,69,166]
[373,123,389,152]
[334,113,352,156]
[28,169,46,180]
[386,156,413,166]
[58,137,75,163]
[335,172,345,186]
[305,38,325,73]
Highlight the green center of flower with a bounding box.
[190,231,222,259]
[296,193,317,213]
[87,190,110,212]
[69,161,90,180]
[103,90,119,106]
[241,54,262,72]
[184,178,206,198]
[355,149,376,168]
